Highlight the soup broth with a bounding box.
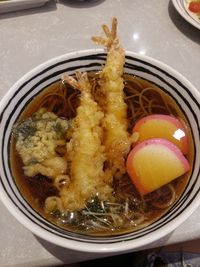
[11,73,193,236]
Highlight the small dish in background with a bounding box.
[172,0,200,30]
[0,0,49,14]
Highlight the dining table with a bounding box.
[0,0,200,266]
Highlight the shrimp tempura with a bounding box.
[92,18,131,178]
[60,72,113,211]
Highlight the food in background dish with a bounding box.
[185,0,200,22]
[11,18,193,236]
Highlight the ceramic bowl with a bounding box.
[1,49,200,253]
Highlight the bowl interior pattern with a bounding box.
[0,49,200,252]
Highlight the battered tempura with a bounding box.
[18,18,131,213]
[92,18,131,178]
[59,72,113,211]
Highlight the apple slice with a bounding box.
[126,138,190,195]
[133,114,189,154]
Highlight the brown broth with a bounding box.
[10,74,194,236]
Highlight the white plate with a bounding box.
[0,0,49,14]
[172,0,200,30]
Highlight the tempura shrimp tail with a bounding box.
[92,18,131,179]
[62,71,90,93]
[92,17,117,49]
[59,71,113,211]
[92,17,125,79]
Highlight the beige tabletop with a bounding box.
[0,0,200,266]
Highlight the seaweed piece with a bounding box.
[85,196,108,213]
[13,118,37,139]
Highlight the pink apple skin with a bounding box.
[133,114,189,155]
[126,138,190,195]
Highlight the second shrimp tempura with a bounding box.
[92,18,131,179]
[59,72,113,211]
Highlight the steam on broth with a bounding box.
[10,18,193,236]
[11,73,193,236]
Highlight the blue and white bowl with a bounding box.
[0,49,200,253]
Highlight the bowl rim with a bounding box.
[1,48,200,253]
